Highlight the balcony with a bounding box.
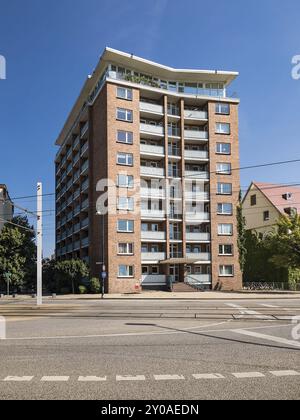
[141,252,166,261]
[73,240,81,251]
[81,178,89,192]
[184,150,209,160]
[81,142,89,157]
[140,123,164,137]
[184,109,208,120]
[81,160,89,175]
[140,143,165,157]
[81,199,89,210]
[73,222,81,233]
[184,130,208,140]
[81,237,89,248]
[141,275,167,286]
[81,217,89,229]
[140,102,164,115]
[141,209,165,219]
[140,166,165,178]
[73,136,80,150]
[186,232,211,242]
[186,252,211,261]
[81,122,89,138]
[141,231,166,241]
[185,171,209,180]
[185,212,210,222]
[67,243,73,253]
[185,191,210,201]
[140,188,165,199]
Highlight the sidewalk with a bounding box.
[1,290,300,301]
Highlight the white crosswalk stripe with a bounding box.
[270,370,300,377]
[232,372,265,379]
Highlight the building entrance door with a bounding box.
[169,265,180,283]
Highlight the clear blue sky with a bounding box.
[0,0,300,257]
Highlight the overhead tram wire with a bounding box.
[0,217,35,233]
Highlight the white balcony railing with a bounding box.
[184,130,208,140]
[185,212,210,222]
[141,252,166,261]
[140,144,165,156]
[141,166,165,177]
[140,123,164,136]
[186,232,211,242]
[185,191,210,201]
[140,102,164,115]
[141,275,167,286]
[186,252,211,261]
[185,171,209,180]
[81,237,89,248]
[140,188,165,199]
[184,150,209,160]
[184,110,208,120]
[141,231,166,241]
[141,210,165,219]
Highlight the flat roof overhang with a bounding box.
[160,258,204,265]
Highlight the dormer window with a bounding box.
[283,193,292,201]
[284,207,297,216]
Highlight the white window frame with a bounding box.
[219,244,233,256]
[263,211,270,221]
[117,87,133,101]
[217,183,232,195]
[217,203,233,215]
[117,174,134,188]
[216,143,231,155]
[117,197,134,211]
[118,265,134,278]
[117,153,133,166]
[118,243,134,255]
[219,265,234,277]
[218,224,233,236]
[216,163,232,175]
[117,220,134,233]
[216,122,231,135]
[216,103,230,115]
[117,130,133,145]
[116,108,133,122]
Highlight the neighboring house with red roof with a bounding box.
[242,182,300,234]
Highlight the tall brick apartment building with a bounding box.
[55,48,242,293]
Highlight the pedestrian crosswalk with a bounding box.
[1,370,299,383]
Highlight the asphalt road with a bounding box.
[0,298,299,400]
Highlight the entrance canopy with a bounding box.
[160,258,202,265]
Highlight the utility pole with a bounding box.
[36,182,43,306]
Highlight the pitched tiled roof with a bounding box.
[254,182,300,215]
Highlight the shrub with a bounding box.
[90,277,101,294]
[78,285,87,294]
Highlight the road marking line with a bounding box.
[227,304,273,320]
[193,373,225,380]
[232,329,300,348]
[78,376,107,382]
[260,304,279,308]
[116,375,146,382]
[154,375,185,381]
[41,376,70,382]
[4,376,34,382]
[232,372,265,379]
[270,370,300,377]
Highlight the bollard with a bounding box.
[52,293,57,299]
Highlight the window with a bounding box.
[118,197,134,211]
[263,211,270,221]
[218,224,233,236]
[219,265,234,277]
[117,130,133,144]
[216,143,231,155]
[116,108,133,122]
[152,266,159,275]
[142,266,149,275]
[216,103,230,115]
[118,243,134,255]
[216,122,231,135]
[219,244,233,256]
[217,203,233,215]
[117,87,133,101]
[118,220,134,233]
[117,174,134,188]
[216,163,232,175]
[117,153,133,166]
[118,265,134,278]
[250,194,257,206]
[217,183,232,195]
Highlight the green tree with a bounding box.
[43,258,57,292]
[237,191,247,272]
[267,213,300,269]
[55,259,89,294]
[0,225,26,291]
